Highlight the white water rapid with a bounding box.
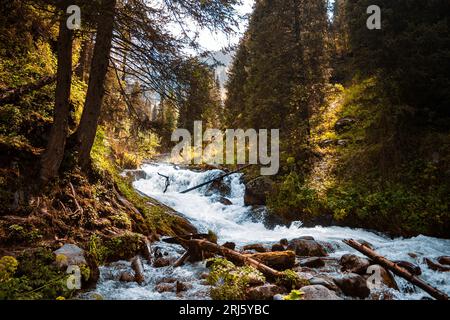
[88,163,449,300]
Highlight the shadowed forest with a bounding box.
[0,0,449,301]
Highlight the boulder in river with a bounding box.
[119,271,135,283]
[246,284,286,300]
[308,276,340,292]
[299,257,326,268]
[365,265,398,291]
[271,243,285,252]
[153,257,171,268]
[243,244,267,253]
[424,258,450,272]
[205,179,231,197]
[217,197,233,206]
[340,254,371,274]
[437,256,450,266]
[287,238,328,257]
[222,242,236,250]
[300,285,343,300]
[333,273,370,299]
[244,177,275,206]
[394,260,421,276]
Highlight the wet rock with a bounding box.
[223,242,236,250]
[394,260,421,276]
[424,258,450,272]
[156,283,175,293]
[217,197,233,206]
[280,239,289,246]
[119,272,135,283]
[246,285,285,300]
[153,257,171,268]
[123,170,147,181]
[366,265,398,290]
[271,244,285,252]
[247,251,296,271]
[287,239,328,257]
[299,257,325,268]
[408,252,418,259]
[54,244,87,268]
[333,273,370,299]
[176,281,192,293]
[335,117,356,133]
[340,254,371,274]
[273,294,284,301]
[244,177,275,206]
[358,240,374,250]
[301,285,343,300]
[243,244,267,253]
[308,276,340,292]
[248,206,288,229]
[438,256,450,266]
[205,179,231,197]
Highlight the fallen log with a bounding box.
[172,238,284,279]
[343,239,448,300]
[131,256,145,284]
[173,251,191,268]
[245,251,296,271]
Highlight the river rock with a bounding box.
[246,285,285,300]
[340,254,371,274]
[365,265,398,290]
[300,285,343,300]
[54,244,87,268]
[247,251,295,271]
[287,238,328,257]
[271,243,285,252]
[217,197,233,206]
[222,242,236,250]
[153,257,171,268]
[205,179,231,197]
[394,260,421,275]
[176,281,192,293]
[333,273,370,299]
[308,276,340,292]
[243,244,267,253]
[424,258,450,272]
[119,271,135,283]
[156,282,175,293]
[244,177,274,206]
[299,257,326,268]
[335,117,356,133]
[438,256,450,266]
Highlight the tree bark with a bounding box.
[40,9,73,182]
[75,34,94,82]
[76,0,116,170]
[343,239,449,300]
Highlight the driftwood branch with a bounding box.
[343,239,448,300]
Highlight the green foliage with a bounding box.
[283,289,304,301]
[268,172,323,222]
[276,270,309,290]
[207,258,266,300]
[88,232,145,264]
[6,224,42,245]
[0,248,75,300]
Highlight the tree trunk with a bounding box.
[245,251,295,271]
[40,9,73,182]
[76,0,116,170]
[75,34,94,83]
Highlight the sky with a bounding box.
[197,0,255,51]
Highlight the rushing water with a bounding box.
[89,162,450,300]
